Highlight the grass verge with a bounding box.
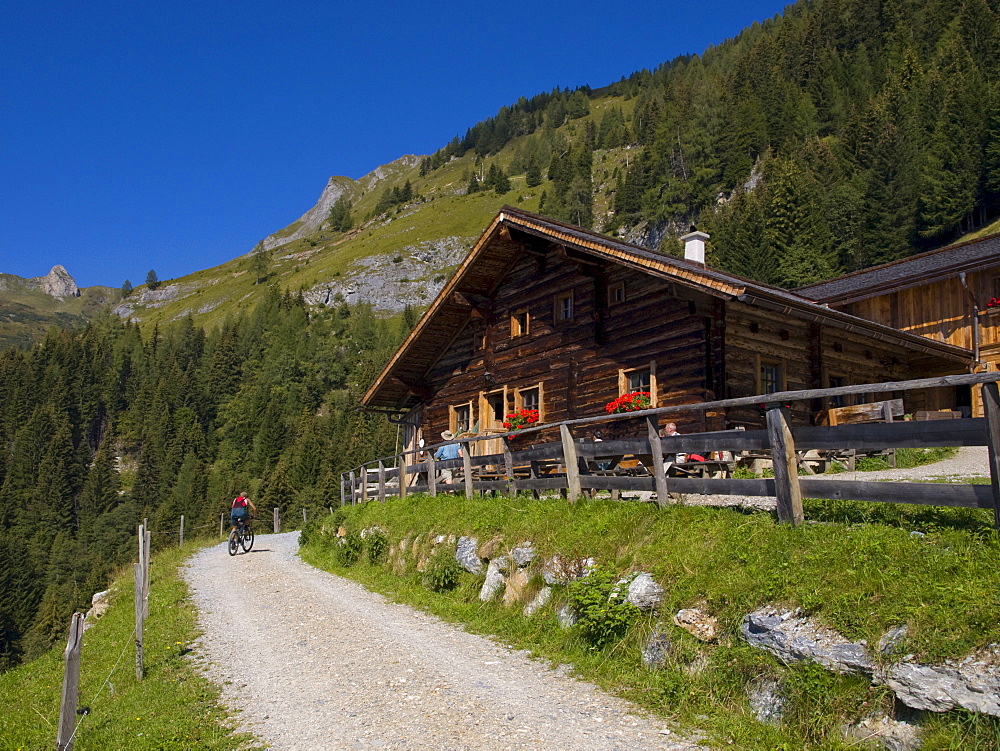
[0,542,261,750]
[301,495,1000,750]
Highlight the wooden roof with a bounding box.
[362,208,972,410]
[796,232,1000,305]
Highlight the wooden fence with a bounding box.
[341,373,1000,528]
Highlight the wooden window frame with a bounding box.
[554,291,574,323]
[478,387,510,431]
[609,281,625,306]
[511,307,530,338]
[618,361,657,407]
[514,382,545,422]
[756,356,785,395]
[449,401,474,435]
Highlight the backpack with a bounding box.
[232,496,248,509]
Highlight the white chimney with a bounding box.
[680,230,709,265]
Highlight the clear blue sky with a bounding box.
[1,0,790,289]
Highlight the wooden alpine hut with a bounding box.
[362,207,973,454]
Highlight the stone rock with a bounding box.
[879,625,908,656]
[557,603,578,629]
[83,589,112,632]
[523,586,552,617]
[479,558,506,602]
[510,541,536,568]
[479,536,504,560]
[455,536,482,574]
[503,567,531,607]
[493,554,512,575]
[882,647,1000,717]
[626,572,664,611]
[844,714,922,751]
[740,606,873,674]
[642,626,674,669]
[541,554,594,585]
[746,678,787,726]
[673,606,719,642]
[34,265,78,299]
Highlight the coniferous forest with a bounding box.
[424,0,1000,286]
[0,291,409,669]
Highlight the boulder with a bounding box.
[557,603,578,629]
[455,536,482,574]
[882,647,1000,717]
[479,558,507,602]
[510,541,536,567]
[523,586,552,617]
[674,606,719,643]
[503,567,531,607]
[642,626,674,669]
[541,554,594,585]
[626,572,664,611]
[740,607,873,674]
[843,714,922,751]
[878,625,908,657]
[746,677,787,726]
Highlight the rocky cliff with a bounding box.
[0,265,79,299]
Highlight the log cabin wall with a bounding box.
[420,242,724,448]
[832,267,1000,414]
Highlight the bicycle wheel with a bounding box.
[241,525,254,553]
[228,530,239,556]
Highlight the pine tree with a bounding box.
[145,270,160,291]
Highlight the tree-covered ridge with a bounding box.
[0,291,408,670]
[416,0,1000,287]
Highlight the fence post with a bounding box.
[359,467,368,503]
[142,527,150,618]
[134,562,144,681]
[981,381,1000,529]
[378,461,386,503]
[302,507,307,524]
[766,406,804,526]
[179,515,184,547]
[398,452,408,499]
[55,612,84,751]
[273,507,281,534]
[646,416,671,508]
[502,437,516,497]
[560,424,582,502]
[220,513,224,539]
[426,453,437,496]
[462,440,474,499]
[349,471,357,505]
[340,473,346,507]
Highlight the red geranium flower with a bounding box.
[605,391,651,414]
[503,408,540,431]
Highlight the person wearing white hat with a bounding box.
[434,430,462,483]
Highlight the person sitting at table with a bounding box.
[435,430,462,483]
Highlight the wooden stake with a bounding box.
[502,437,516,497]
[56,612,84,751]
[981,381,1000,529]
[398,452,408,500]
[462,440,474,499]
[560,424,581,503]
[179,515,184,547]
[426,453,437,496]
[646,416,670,508]
[377,461,386,503]
[273,507,281,534]
[302,507,307,524]
[766,406,804,525]
[360,466,369,503]
[134,563,144,681]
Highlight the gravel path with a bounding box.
[184,533,701,751]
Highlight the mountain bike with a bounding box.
[228,516,255,556]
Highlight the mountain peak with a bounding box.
[34,265,79,299]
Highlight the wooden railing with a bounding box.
[342,373,1000,528]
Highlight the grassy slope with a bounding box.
[0,282,121,349]
[0,542,261,751]
[301,495,1000,749]
[116,97,636,332]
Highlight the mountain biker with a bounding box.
[230,493,257,532]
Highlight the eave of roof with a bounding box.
[796,232,1000,305]
[362,208,973,409]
